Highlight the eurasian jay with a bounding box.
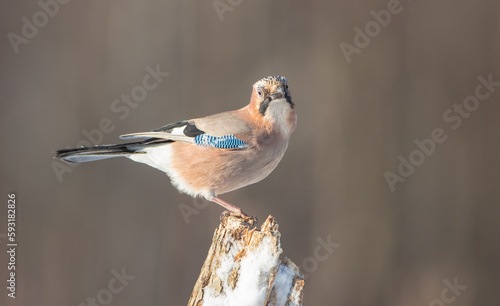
[56,76,296,216]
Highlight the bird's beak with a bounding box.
[268,88,284,101]
[268,92,283,100]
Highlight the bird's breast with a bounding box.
[167,134,290,196]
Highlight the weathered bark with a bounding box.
[188,214,304,306]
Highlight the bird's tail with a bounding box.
[55,140,164,163]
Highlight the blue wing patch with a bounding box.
[194,134,248,149]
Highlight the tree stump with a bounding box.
[187,214,304,306]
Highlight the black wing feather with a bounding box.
[153,120,204,137]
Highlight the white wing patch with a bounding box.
[170,126,186,136]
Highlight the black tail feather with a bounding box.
[55,139,171,163]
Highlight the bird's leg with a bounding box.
[211,197,249,218]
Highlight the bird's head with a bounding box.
[249,76,296,134]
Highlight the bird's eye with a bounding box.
[257,89,263,97]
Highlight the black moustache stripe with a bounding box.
[259,96,272,116]
[285,92,293,107]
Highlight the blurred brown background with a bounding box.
[1,0,499,305]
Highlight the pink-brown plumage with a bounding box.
[56,76,296,216]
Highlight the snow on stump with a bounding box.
[187,214,305,306]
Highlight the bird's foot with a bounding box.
[221,208,251,218]
[220,210,257,224]
[213,197,257,222]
